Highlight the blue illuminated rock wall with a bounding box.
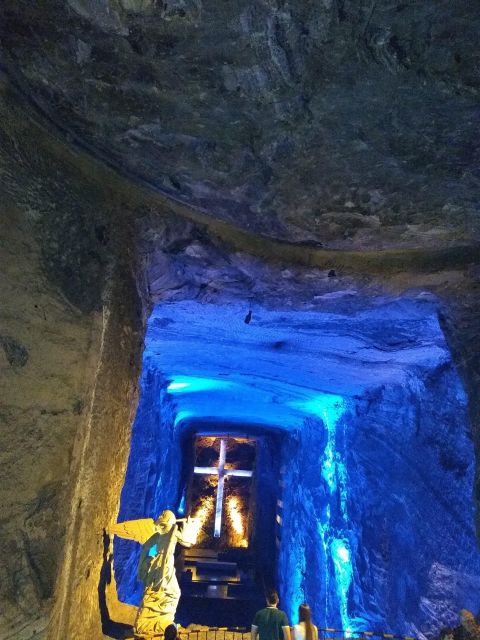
[114,298,480,637]
[252,436,282,586]
[277,364,480,638]
[347,364,480,637]
[114,367,183,605]
[278,409,354,632]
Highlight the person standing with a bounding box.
[252,591,291,640]
[292,604,318,640]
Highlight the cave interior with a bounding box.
[1,2,480,640]
[111,293,480,636]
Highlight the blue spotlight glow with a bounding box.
[331,539,353,635]
[299,394,354,632]
[167,382,191,391]
[333,541,350,564]
[178,491,186,516]
[291,395,347,423]
[290,395,348,493]
[324,406,354,632]
[317,396,347,495]
[287,394,353,629]
[290,552,306,623]
[167,376,234,394]
[173,410,194,427]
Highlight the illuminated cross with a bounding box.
[194,438,253,538]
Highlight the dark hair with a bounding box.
[299,604,314,640]
[164,624,178,640]
[267,590,279,605]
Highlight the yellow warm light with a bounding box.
[226,496,248,548]
[191,495,215,543]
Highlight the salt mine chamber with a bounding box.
[112,297,480,638]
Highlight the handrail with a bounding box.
[318,629,417,640]
[134,627,417,640]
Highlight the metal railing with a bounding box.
[136,627,416,640]
[134,629,250,640]
[178,629,249,640]
[318,629,417,640]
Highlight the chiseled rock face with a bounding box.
[0,88,146,640]
[0,84,114,637]
[279,372,480,639]
[1,0,480,248]
[0,197,101,639]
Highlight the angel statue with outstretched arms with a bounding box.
[108,510,199,637]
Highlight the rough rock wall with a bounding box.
[0,77,146,639]
[438,292,480,538]
[0,195,101,640]
[347,367,480,637]
[114,368,183,607]
[1,0,480,248]
[50,253,145,640]
[278,359,480,638]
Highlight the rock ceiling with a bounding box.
[1,0,479,250]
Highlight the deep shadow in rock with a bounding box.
[99,529,135,640]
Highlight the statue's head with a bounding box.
[155,510,176,534]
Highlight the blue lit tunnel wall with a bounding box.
[114,371,184,605]
[114,298,480,638]
[276,376,480,636]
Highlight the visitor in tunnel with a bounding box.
[251,590,291,640]
[292,604,318,640]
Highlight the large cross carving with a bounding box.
[194,438,253,538]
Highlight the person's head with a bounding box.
[155,510,176,534]
[164,624,178,640]
[299,604,312,625]
[266,591,279,606]
[299,603,314,640]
